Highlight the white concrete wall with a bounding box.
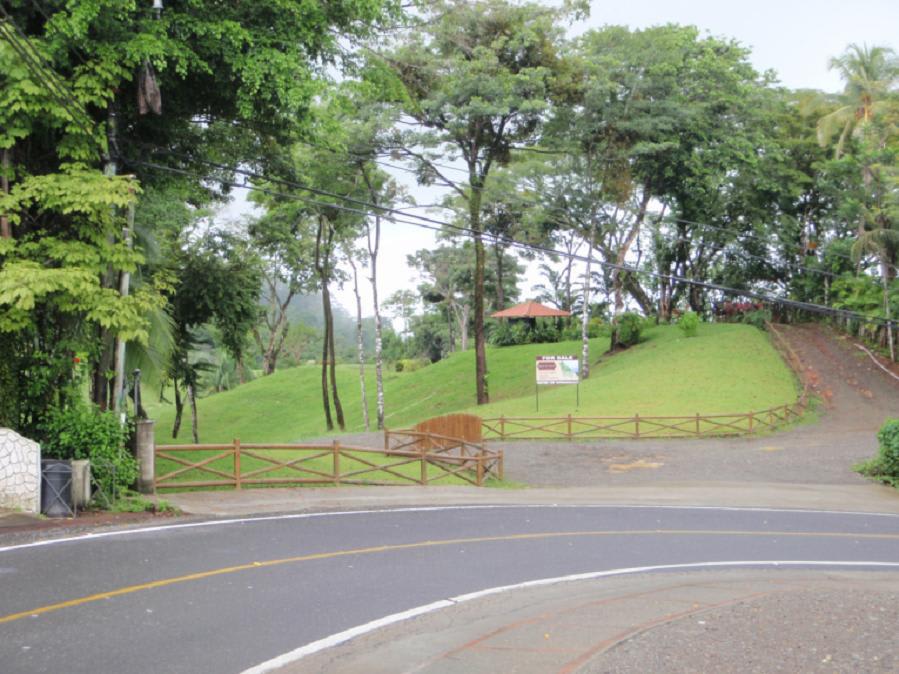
[0,428,41,514]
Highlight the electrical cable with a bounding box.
[140,144,870,285]
[0,11,101,155]
[125,155,894,327]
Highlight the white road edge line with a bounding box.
[240,559,899,674]
[3,503,899,554]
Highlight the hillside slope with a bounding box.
[150,324,797,444]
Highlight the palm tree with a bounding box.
[817,44,899,157]
[820,44,899,361]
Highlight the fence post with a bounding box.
[567,414,572,440]
[384,428,389,452]
[498,450,504,481]
[634,413,640,439]
[135,419,156,494]
[476,456,484,487]
[748,411,754,434]
[500,415,505,439]
[695,413,700,436]
[333,440,341,486]
[420,450,428,486]
[234,438,241,490]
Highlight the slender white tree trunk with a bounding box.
[187,383,199,444]
[348,253,370,431]
[460,304,470,352]
[366,212,386,430]
[581,227,594,379]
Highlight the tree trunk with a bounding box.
[658,278,671,323]
[494,243,505,311]
[1,147,11,239]
[315,218,334,431]
[92,328,115,410]
[370,248,385,430]
[623,273,655,316]
[349,255,370,431]
[470,186,488,404]
[261,314,290,375]
[93,104,119,410]
[326,288,345,431]
[446,303,456,352]
[361,169,387,430]
[320,310,333,431]
[882,258,896,362]
[187,382,199,443]
[581,227,594,379]
[172,382,183,439]
[112,199,135,412]
[459,304,470,352]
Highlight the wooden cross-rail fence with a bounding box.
[155,429,503,491]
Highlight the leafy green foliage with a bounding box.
[858,418,899,488]
[877,418,899,476]
[615,312,643,348]
[42,403,138,499]
[677,311,699,338]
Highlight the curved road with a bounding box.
[2,505,899,673]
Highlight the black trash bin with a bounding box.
[41,459,74,517]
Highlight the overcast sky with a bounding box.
[219,0,899,319]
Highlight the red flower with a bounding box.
[73,356,81,364]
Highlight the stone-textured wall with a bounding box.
[0,429,41,514]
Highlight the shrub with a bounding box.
[42,404,138,501]
[877,418,899,477]
[741,308,771,331]
[561,318,607,341]
[395,358,429,373]
[531,321,561,344]
[615,312,643,348]
[678,311,700,338]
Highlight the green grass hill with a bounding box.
[148,323,798,445]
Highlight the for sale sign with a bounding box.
[535,356,580,385]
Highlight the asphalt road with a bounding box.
[2,505,899,674]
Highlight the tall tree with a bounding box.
[247,214,317,376]
[0,0,401,431]
[385,0,572,403]
[818,44,899,359]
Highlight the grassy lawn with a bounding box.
[148,323,798,446]
[147,336,609,445]
[467,324,799,420]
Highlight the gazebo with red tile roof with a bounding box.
[491,300,571,319]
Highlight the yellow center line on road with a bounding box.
[2,528,897,625]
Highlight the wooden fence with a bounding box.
[479,325,812,441]
[155,431,503,491]
[481,406,803,441]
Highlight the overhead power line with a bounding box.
[126,155,893,328]
[0,9,101,156]
[142,145,871,285]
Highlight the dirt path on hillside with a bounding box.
[495,323,898,487]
